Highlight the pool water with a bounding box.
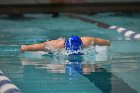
[0,13,140,93]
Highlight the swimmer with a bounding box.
[21,36,111,54]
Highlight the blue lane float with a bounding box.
[65,13,140,40]
[0,71,22,93]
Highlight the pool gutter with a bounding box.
[0,2,140,14]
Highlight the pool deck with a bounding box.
[0,2,140,14]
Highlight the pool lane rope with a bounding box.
[65,13,140,40]
[0,71,22,93]
[109,26,140,39]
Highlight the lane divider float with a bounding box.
[109,25,140,39]
[65,13,140,40]
[0,71,22,93]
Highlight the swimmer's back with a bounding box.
[44,40,65,49]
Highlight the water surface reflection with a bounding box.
[21,54,137,93]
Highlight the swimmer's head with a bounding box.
[65,35,83,53]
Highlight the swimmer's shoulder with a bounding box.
[45,39,65,43]
[44,39,65,48]
[81,36,95,41]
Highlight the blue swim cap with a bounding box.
[65,36,83,53]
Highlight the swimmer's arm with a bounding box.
[21,40,65,52]
[21,42,46,52]
[93,38,111,46]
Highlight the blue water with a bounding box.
[0,13,140,93]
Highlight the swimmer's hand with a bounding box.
[108,40,111,46]
[20,45,26,52]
